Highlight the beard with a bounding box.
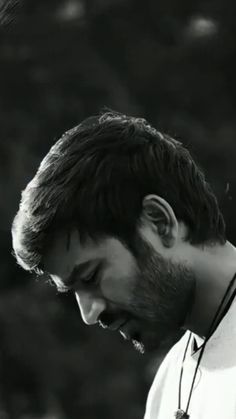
[119,232,196,353]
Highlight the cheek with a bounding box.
[100,268,136,306]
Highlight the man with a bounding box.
[12,111,236,418]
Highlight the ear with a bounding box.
[141,194,178,248]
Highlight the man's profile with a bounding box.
[12,111,236,418]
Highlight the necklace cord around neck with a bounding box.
[178,273,236,414]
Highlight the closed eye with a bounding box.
[80,264,101,285]
[52,261,103,294]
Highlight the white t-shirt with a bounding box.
[144,297,236,419]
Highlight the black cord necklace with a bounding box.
[174,273,236,419]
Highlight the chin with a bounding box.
[131,339,146,354]
[119,317,178,353]
[129,334,163,354]
[124,330,163,354]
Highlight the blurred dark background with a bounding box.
[0,0,236,418]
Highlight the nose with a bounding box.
[75,290,106,325]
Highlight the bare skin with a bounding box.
[43,194,236,352]
[183,240,236,338]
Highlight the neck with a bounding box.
[183,241,236,338]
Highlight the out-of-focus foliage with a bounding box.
[0,0,236,418]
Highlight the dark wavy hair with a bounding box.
[12,110,226,273]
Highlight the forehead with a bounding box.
[43,228,134,279]
[43,229,80,277]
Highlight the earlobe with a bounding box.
[141,194,178,248]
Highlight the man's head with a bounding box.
[12,110,226,352]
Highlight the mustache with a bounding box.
[98,310,131,328]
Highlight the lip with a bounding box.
[119,320,133,340]
[119,319,141,341]
[107,318,129,332]
[98,320,109,329]
[119,329,131,340]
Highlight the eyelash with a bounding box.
[45,274,70,294]
[81,267,99,285]
[57,285,71,294]
[53,264,101,295]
